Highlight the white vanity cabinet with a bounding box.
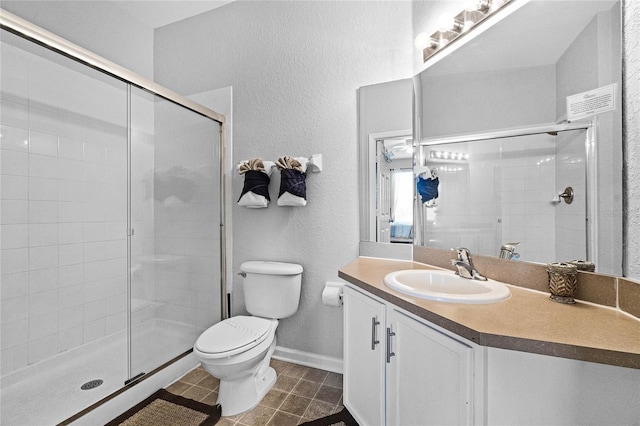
[343,285,386,425]
[344,285,474,426]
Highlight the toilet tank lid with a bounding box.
[240,261,303,275]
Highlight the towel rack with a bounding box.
[307,154,322,173]
[236,154,322,173]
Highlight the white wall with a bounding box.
[154,0,414,359]
[0,0,154,80]
[418,65,556,138]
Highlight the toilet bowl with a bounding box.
[194,316,279,416]
[193,261,303,417]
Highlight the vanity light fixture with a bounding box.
[416,0,517,63]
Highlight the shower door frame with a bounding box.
[0,6,228,421]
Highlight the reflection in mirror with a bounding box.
[375,136,413,243]
[416,126,588,265]
[358,79,413,258]
[413,0,622,275]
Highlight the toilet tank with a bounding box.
[240,261,303,319]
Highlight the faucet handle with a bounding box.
[500,242,520,251]
[499,242,520,259]
[451,247,471,261]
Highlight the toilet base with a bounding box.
[217,364,277,417]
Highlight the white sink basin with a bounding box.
[383,269,511,304]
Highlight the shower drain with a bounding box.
[80,379,104,390]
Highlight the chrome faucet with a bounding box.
[499,242,520,260]
[450,247,487,281]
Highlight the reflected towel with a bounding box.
[417,175,439,204]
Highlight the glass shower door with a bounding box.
[0,30,129,424]
[129,88,222,378]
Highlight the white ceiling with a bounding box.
[113,0,235,28]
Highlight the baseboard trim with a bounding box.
[273,346,343,374]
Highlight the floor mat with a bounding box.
[105,388,221,426]
[299,407,359,426]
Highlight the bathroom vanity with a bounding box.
[344,285,475,425]
[340,257,640,426]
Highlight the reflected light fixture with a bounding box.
[415,0,516,63]
[429,150,469,162]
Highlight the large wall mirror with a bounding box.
[358,0,623,273]
[358,79,414,259]
[413,0,622,275]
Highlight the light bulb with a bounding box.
[436,13,452,32]
[414,32,431,50]
[465,0,480,10]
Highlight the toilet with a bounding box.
[193,261,303,416]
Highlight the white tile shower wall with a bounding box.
[130,90,156,331]
[554,130,587,262]
[152,100,220,333]
[422,135,557,263]
[498,135,556,263]
[1,42,128,376]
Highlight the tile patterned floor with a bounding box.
[166,359,344,426]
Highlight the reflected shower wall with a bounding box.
[418,131,586,264]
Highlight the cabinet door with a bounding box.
[386,309,473,426]
[343,286,386,426]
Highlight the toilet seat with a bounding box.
[195,316,277,359]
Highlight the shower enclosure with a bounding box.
[0,11,226,425]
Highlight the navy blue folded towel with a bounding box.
[417,175,439,203]
[279,168,306,199]
[239,170,271,202]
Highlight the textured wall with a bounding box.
[154,1,414,359]
[624,0,640,279]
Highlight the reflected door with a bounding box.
[377,140,391,243]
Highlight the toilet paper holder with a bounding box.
[322,281,344,307]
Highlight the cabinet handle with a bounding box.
[386,327,396,363]
[371,317,380,350]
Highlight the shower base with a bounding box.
[0,319,199,426]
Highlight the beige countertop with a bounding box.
[339,257,640,370]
